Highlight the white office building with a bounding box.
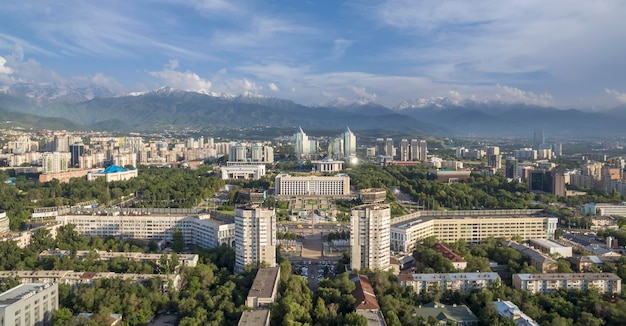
[513,273,622,295]
[274,173,351,196]
[0,283,58,326]
[235,205,277,274]
[220,165,266,180]
[399,273,500,294]
[56,213,234,249]
[351,204,391,271]
[390,210,557,252]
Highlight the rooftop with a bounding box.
[493,300,540,326]
[515,273,621,281]
[528,238,569,249]
[400,272,500,283]
[352,275,380,311]
[432,243,466,263]
[247,267,280,300]
[238,310,270,326]
[0,283,52,307]
[413,302,479,324]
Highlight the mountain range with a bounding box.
[1,82,625,137]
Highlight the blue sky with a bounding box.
[1,0,626,109]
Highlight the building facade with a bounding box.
[0,283,58,326]
[274,174,350,196]
[351,204,391,271]
[220,165,266,180]
[399,273,500,294]
[56,214,234,249]
[390,210,556,252]
[513,273,622,295]
[235,206,277,274]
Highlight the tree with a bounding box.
[31,228,55,253]
[344,312,368,326]
[51,308,74,326]
[172,228,184,253]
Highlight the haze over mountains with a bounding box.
[0,82,625,137]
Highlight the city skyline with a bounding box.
[0,1,625,109]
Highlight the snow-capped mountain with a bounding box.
[0,82,116,104]
[394,96,467,110]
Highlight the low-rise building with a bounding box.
[86,165,138,182]
[351,275,387,326]
[493,300,539,326]
[528,239,573,258]
[412,302,479,326]
[238,310,270,326]
[0,283,58,326]
[245,267,280,309]
[589,216,619,231]
[432,243,467,270]
[390,209,555,252]
[0,270,182,292]
[513,273,622,294]
[220,165,266,180]
[358,188,387,204]
[502,241,558,273]
[56,213,235,249]
[40,250,199,268]
[398,273,500,294]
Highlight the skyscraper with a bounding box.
[293,127,310,158]
[342,127,357,158]
[235,205,277,274]
[533,129,545,148]
[69,143,85,167]
[375,138,385,156]
[351,204,391,271]
[505,157,518,179]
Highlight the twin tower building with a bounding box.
[234,203,391,274]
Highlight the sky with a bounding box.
[1,0,626,109]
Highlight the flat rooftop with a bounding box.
[515,273,621,281]
[0,283,50,307]
[529,238,569,248]
[247,267,280,300]
[401,272,500,283]
[238,310,270,326]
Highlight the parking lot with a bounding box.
[292,260,337,290]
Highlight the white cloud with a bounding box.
[605,89,626,103]
[329,39,353,60]
[0,57,12,74]
[149,61,212,93]
[267,82,280,92]
[495,84,553,106]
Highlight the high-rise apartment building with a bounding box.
[486,146,501,169]
[419,140,428,161]
[385,138,394,158]
[41,152,71,174]
[351,204,391,271]
[235,205,277,274]
[399,139,410,161]
[228,143,274,164]
[410,139,419,160]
